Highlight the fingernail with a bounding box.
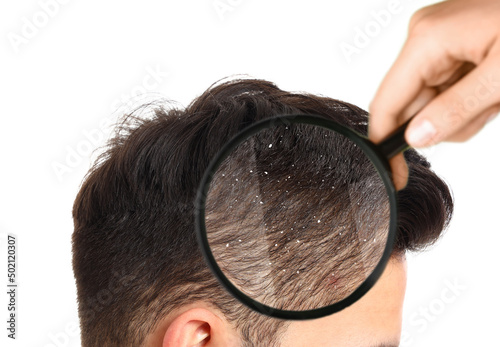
[407,119,437,147]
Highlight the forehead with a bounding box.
[279,256,407,346]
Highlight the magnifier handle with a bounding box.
[377,116,414,159]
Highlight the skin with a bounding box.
[146,256,407,347]
[369,0,500,190]
[280,256,407,347]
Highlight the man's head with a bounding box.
[72,78,453,346]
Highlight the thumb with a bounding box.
[405,55,500,147]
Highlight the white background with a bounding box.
[1,0,499,346]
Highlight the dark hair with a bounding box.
[72,78,453,346]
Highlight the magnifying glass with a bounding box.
[195,114,411,320]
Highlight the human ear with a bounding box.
[162,308,237,347]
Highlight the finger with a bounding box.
[433,62,476,93]
[369,33,478,143]
[400,87,438,120]
[388,153,409,191]
[406,55,500,147]
[447,104,500,142]
[383,63,474,134]
[487,110,500,124]
[371,76,435,191]
[398,63,475,121]
[369,37,431,143]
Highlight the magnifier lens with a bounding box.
[204,121,391,312]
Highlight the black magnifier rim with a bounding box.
[195,114,398,320]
